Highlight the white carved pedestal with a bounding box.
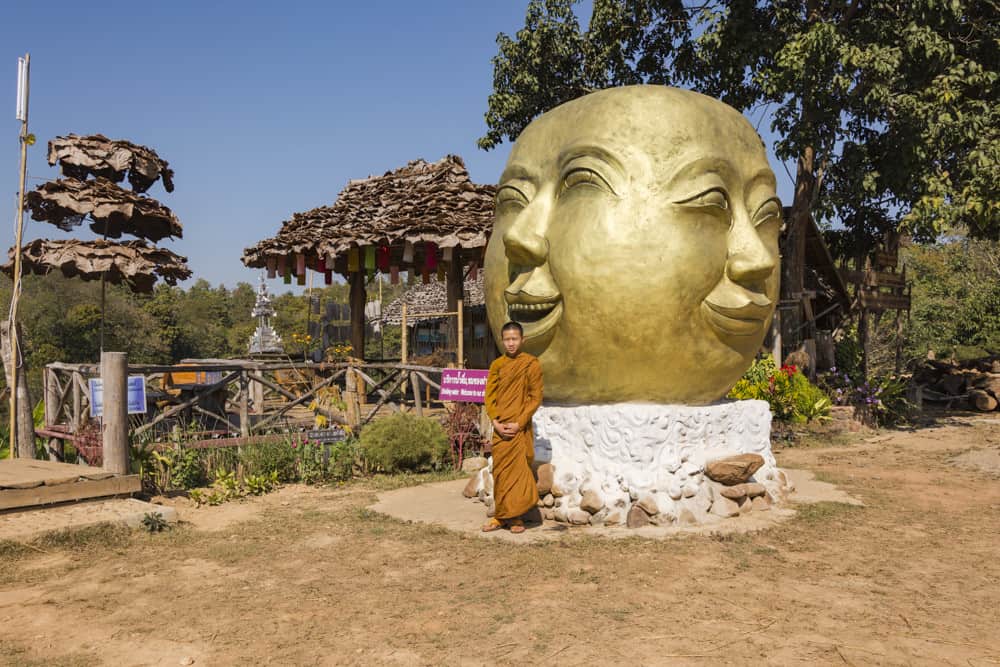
[470,400,792,527]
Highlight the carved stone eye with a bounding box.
[677,188,729,211]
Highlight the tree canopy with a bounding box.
[480,0,999,259]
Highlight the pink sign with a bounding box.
[439,369,489,403]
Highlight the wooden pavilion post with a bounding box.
[445,253,464,361]
[349,270,366,360]
[101,352,129,475]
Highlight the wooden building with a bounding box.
[379,273,495,369]
[242,155,495,365]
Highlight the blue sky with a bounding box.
[3,1,793,290]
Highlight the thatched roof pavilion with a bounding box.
[242,155,496,362]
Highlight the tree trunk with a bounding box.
[1,320,36,459]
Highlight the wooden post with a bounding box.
[410,372,423,417]
[446,254,464,355]
[771,308,782,364]
[239,371,250,438]
[356,370,368,406]
[344,366,360,430]
[859,307,871,383]
[1,320,35,459]
[43,368,62,461]
[72,371,82,432]
[349,270,366,360]
[101,351,129,475]
[457,298,464,369]
[401,302,408,365]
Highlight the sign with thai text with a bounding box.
[439,369,489,403]
[305,427,347,444]
[89,376,147,417]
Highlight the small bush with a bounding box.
[359,414,450,473]
[728,357,831,423]
[241,439,298,482]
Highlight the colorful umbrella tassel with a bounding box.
[347,246,360,272]
[390,265,400,285]
[296,253,306,277]
[424,242,438,271]
[377,244,390,272]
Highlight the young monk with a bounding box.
[482,321,543,533]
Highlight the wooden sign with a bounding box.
[860,291,911,312]
[840,269,907,289]
[305,427,347,444]
[875,250,898,269]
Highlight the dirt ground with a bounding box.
[1,413,998,666]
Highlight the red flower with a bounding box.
[780,364,797,377]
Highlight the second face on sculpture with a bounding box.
[484,85,781,405]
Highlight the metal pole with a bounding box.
[9,53,30,458]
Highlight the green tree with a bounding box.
[481,0,999,276]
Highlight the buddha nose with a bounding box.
[503,199,549,268]
[726,214,776,288]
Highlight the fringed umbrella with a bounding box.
[25,177,182,242]
[2,239,191,293]
[47,133,174,193]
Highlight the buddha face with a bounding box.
[485,86,781,405]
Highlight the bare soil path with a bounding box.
[1,414,998,666]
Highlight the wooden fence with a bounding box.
[40,359,484,463]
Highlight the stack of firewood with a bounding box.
[913,356,1000,411]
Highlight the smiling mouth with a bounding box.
[701,299,771,337]
[506,298,564,338]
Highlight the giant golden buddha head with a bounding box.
[485,85,781,405]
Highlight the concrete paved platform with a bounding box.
[368,468,860,542]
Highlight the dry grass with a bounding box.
[0,417,998,665]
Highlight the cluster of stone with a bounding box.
[464,401,794,527]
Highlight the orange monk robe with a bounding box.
[484,352,543,520]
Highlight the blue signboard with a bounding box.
[89,376,148,418]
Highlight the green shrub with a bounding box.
[296,438,358,484]
[728,357,831,423]
[169,447,206,489]
[359,414,450,473]
[240,439,298,482]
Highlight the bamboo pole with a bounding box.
[8,53,30,459]
[401,303,408,365]
[457,298,464,369]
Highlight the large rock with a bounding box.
[535,463,554,496]
[709,496,740,518]
[462,475,479,498]
[461,456,488,473]
[751,495,771,511]
[704,454,765,486]
[719,482,767,500]
[580,490,604,514]
[604,511,622,525]
[542,493,555,508]
[626,505,650,528]
[567,509,591,525]
[636,495,659,516]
